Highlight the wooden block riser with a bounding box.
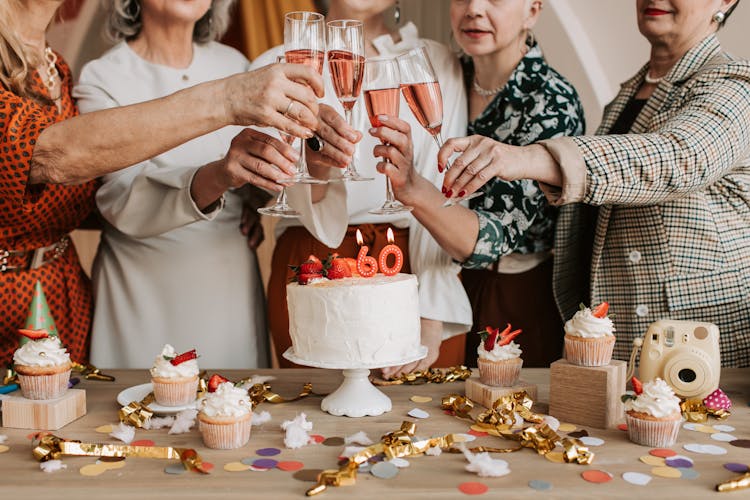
[1,389,86,430]
[465,376,538,410]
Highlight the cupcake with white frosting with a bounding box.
[476,324,523,387]
[623,377,682,447]
[564,302,615,366]
[150,345,199,406]
[14,329,71,400]
[198,381,252,449]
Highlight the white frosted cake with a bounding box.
[286,273,422,367]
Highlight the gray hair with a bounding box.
[103,0,236,43]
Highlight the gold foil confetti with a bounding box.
[373,365,472,386]
[71,362,116,382]
[717,472,750,492]
[681,398,730,422]
[118,391,155,428]
[544,451,565,463]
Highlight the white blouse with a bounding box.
[251,23,472,339]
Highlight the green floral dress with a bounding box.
[462,44,585,269]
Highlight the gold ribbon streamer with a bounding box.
[71,362,116,382]
[372,365,472,386]
[441,391,594,465]
[717,472,750,492]
[306,421,457,496]
[118,392,155,428]
[4,368,17,385]
[244,381,318,409]
[681,398,731,422]
[32,434,209,473]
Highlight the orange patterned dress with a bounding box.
[0,53,96,366]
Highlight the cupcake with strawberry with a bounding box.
[476,324,523,386]
[563,302,615,367]
[198,378,252,449]
[149,345,199,406]
[622,377,682,447]
[13,329,71,400]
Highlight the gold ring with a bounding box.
[283,100,294,117]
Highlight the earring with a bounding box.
[712,10,726,24]
[394,0,401,25]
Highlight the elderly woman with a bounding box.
[73,0,353,369]
[370,0,584,367]
[253,0,473,377]
[0,0,322,367]
[439,0,750,366]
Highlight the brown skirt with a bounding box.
[267,224,465,368]
[462,257,563,368]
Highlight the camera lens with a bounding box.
[678,368,697,383]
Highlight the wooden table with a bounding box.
[1,368,749,499]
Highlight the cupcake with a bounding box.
[150,345,199,406]
[198,381,252,449]
[476,324,523,386]
[13,329,71,400]
[623,377,682,447]
[563,302,615,366]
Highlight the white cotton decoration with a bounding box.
[169,409,198,434]
[142,416,175,430]
[345,431,373,445]
[460,444,511,477]
[0,434,7,444]
[251,410,271,426]
[281,412,313,449]
[425,446,443,456]
[237,375,276,389]
[109,422,135,444]
[40,460,67,473]
[341,445,366,457]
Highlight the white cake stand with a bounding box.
[283,346,427,417]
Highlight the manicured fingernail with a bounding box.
[458,190,465,197]
[304,130,314,138]
[441,186,446,194]
[438,165,444,173]
[445,189,453,198]
[369,127,377,134]
[378,115,388,121]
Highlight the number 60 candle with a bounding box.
[378,227,404,276]
[355,229,378,278]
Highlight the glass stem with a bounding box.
[298,136,308,175]
[277,186,288,206]
[433,134,452,170]
[343,108,355,175]
[385,160,397,205]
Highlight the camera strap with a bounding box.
[625,337,645,382]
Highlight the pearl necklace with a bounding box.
[644,72,663,85]
[43,47,61,100]
[472,77,504,97]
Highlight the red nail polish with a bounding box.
[458,190,466,197]
[441,186,446,194]
[445,189,453,198]
[438,165,444,173]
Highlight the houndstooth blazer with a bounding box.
[543,34,750,366]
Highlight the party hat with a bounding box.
[20,281,58,345]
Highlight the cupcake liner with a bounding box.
[564,335,615,367]
[199,414,252,449]
[17,368,71,400]
[625,413,681,447]
[152,376,198,406]
[477,357,522,387]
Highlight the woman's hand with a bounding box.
[190,128,299,210]
[381,318,443,379]
[224,63,324,138]
[306,104,362,175]
[368,115,422,205]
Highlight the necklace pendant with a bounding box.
[472,78,503,97]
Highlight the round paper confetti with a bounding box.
[322,437,345,447]
[713,424,735,433]
[581,470,613,483]
[528,479,552,491]
[99,456,126,463]
[580,436,604,447]
[198,462,214,473]
[224,462,251,472]
[293,469,323,482]
[665,456,693,468]
[622,472,652,486]
[617,423,628,431]
[164,463,187,475]
[371,461,399,479]
[639,455,666,466]
[407,408,430,419]
[684,443,727,455]
[568,430,589,439]
[0,445,9,453]
[652,466,682,478]
[241,457,256,466]
[724,463,750,473]
[649,448,677,458]
[711,433,738,442]
[389,457,410,468]
[682,422,698,431]
[458,482,489,495]
[95,424,114,433]
[80,464,107,476]
[249,465,272,472]
[454,433,476,443]
[277,461,305,472]
[468,429,488,438]
[558,423,576,433]
[410,395,432,403]
[543,416,560,431]
[309,434,325,444]
[253,458,278,469]
[678,468,699,480]
[130,439,155,447]
[256,447,282,456]
[730,439,750,448]
[544,452,565,464]
[695,424,717,434]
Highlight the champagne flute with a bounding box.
[327,19,372,182]
[363,56,412,215]
[397,45,483,207]
[284,11,327,185]
[258,56,300,218]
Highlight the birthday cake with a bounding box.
[286,270,423,367]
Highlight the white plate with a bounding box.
[116,383,200,415]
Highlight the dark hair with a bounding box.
[721,0,741,27]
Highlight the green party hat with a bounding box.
[20,280,59,346]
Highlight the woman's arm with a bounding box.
[31,63,323,185]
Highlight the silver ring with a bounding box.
[283,100,294,117]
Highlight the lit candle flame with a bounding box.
[356,229,364,246]
[386,227,394,244]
